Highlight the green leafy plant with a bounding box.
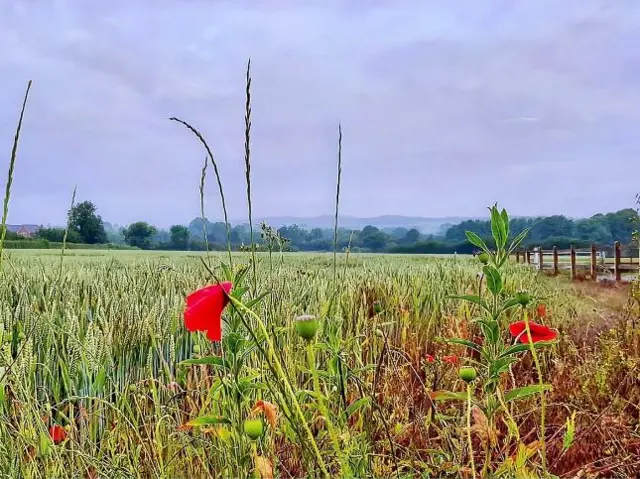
[441,204,558,476]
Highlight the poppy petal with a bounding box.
[510,320,558,343]
[509,321,526,337]
[183,282,232,342]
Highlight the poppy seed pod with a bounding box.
[459,366,477,383]
[243,418,264,440]
[373,301,382,314]
[515,291,531,306]
[477,252,490,264]
[294,315,319,341]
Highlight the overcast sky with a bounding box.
[1,1,639,227]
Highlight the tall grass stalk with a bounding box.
[244,58,257,294]
[169,117,233,266]
[523,308,547,470]
[332,123,343,288]
[58,185,77,281]
[199,155,211,265]
[0,80,32,269]
[227,295,330,478]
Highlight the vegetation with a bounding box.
[1,71,639,479]
[0,246,638,477]
[17,207,640,254]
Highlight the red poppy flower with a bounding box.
[184,282,232,342]
[509,321,557,343]
[536,304,547,319]
[49,424,67,444]
[425,354,435,363]
[442,355,458,364]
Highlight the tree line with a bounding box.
[26,201,640,254]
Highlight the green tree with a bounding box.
[123,221,157,249]
[68,201,107,244]
[403,228,421,244]
[36,227,83,243]
[357,225,390,251]
[170,225,189,249]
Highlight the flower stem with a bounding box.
[307,343,350,476]
[467,383,476,479]
[228,296,330,479]
[523,309,547,471]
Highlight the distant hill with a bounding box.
[233,215,482,235]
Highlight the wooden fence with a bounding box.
[514,242,639,282]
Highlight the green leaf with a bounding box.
[431,391,468,401]
[465,231,490,253]
[500,297,522,312]
[508,227,531,255]
[490,205,507,250]
[187,415,232,427]
[444,337,483,353]
[343,397,371,419]
[447,294,490,312]
[179,356,230,370]
[489,356,517,378]
[498,341,556,359]
[476,318,500,344]
[562,411,577,452]
[246,291,270,308]
[504,384,552,403]
[501,208,510,240]
[482,265,503,295]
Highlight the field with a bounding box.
[1,248,638,478]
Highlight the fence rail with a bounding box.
[514,241,639,282]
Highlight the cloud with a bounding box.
[0,0,639,227]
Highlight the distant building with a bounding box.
[6,224,40,238]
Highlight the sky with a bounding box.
[1,0,639,228]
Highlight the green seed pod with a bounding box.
[374,328,384,338]
[477,252,490,264]
[373,301,382,314]
[294,315,319,341]
[243,418,264,440]
[18,332,26,341]
[192,344,201,354]
[459,366,477,383]
[515,291,531,306]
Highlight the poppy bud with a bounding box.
[192,344,201,354]
[243,418,264,440]
[374,329,384,338]
[477,252,490,264]
[515,291,531,306]
[459,366,477,383]
[294,315,319,341]
[18,332,25,341]
[373,301,382,314]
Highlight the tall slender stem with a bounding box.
[169,117,233,266]
[307,342,349,476]
[467,384,476,479]
[244,58,257,294]
[332,123,342,289]
[523,308,547,471]
[0,80,32,269]
[228,296,330,478]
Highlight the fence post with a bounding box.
[516,249,520,263]
[526,249,530,264]
[570,245,576,280]
[614,241,621,282]
[538,247,544,272]
[590,243,597,281]
[553,246,558,275]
